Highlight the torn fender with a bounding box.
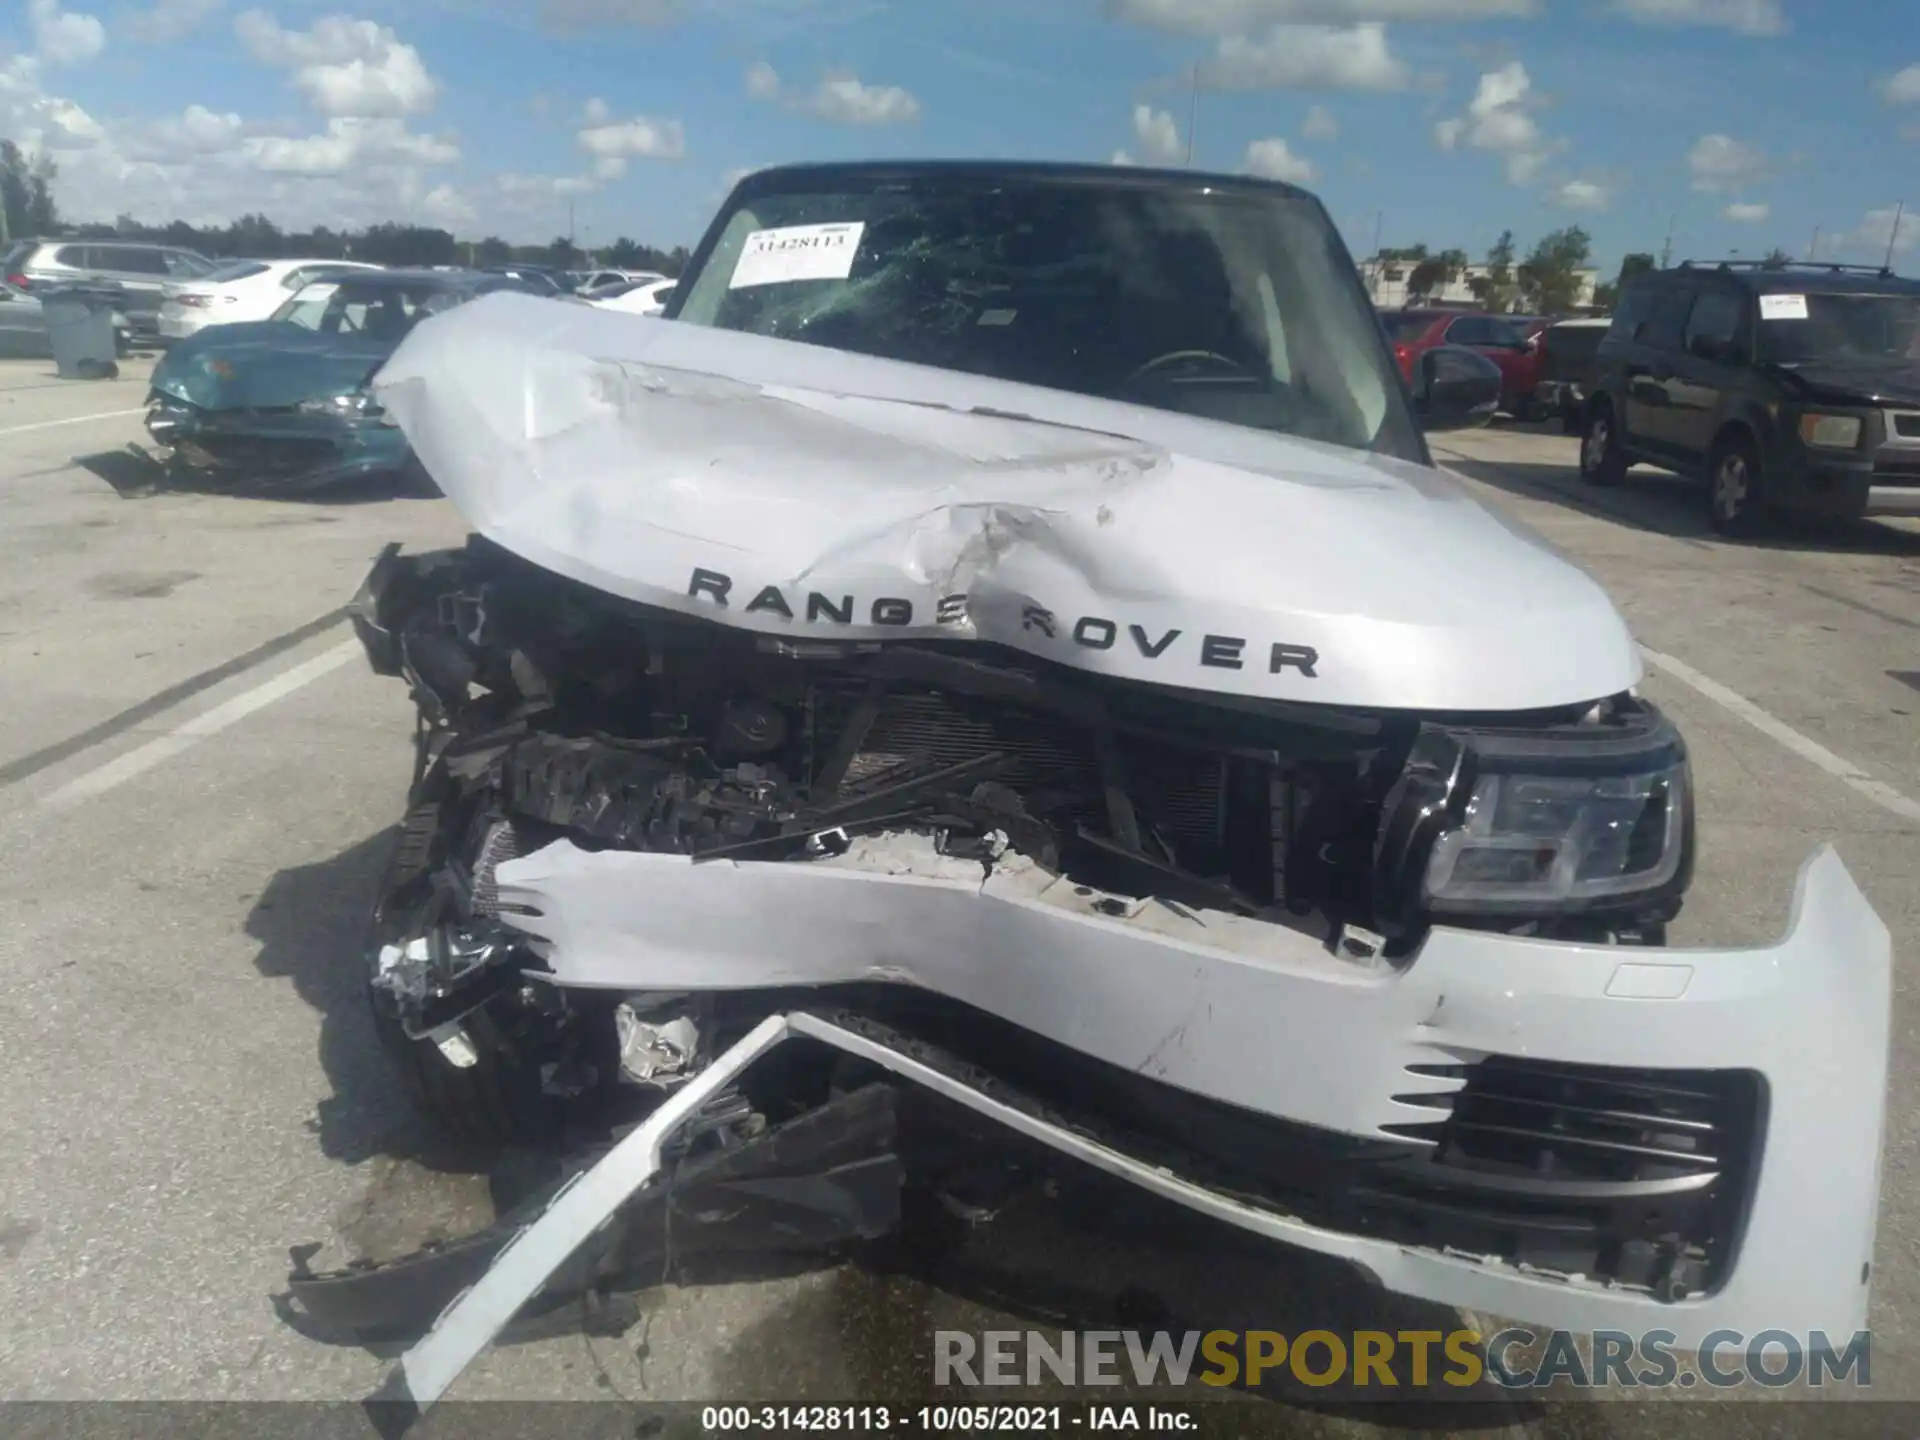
[370,293,1643,713]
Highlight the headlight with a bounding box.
[1798,412,1861,449]
[1372,697,1694,934]
[298,392,384,418]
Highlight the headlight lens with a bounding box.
[1423,766,1687,908]
[1372,697,1694,932]
[299,392,383,418]
[1798,412,1861,448]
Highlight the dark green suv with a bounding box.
[1578,260,1920,534]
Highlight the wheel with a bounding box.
[366,786,560,1148]
[1705,433,1770,537]
[1579,403,1627,486]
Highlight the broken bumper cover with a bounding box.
[489,835,1889,1349]
[144,396,412,490]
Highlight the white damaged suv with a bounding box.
[320,161,1890,1395]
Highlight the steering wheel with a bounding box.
[1122,349,1254,387]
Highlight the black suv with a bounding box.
[1578,260,1920,533]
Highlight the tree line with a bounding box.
[1377,228,1801,314]
[2,144,688,274]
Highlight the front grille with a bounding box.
[1364,1057,1763,1292]
[1890,412,1920,439]
[186,434,338,472]
[1872,451,1920,480]
[835,690,1230,859]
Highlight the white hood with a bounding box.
[372,292,1642,713]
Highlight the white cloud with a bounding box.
[30,0,106,65]
[151,103,244,153]
[1552,178,1612,210]
[1724,201,1769,222]
[1301,103,1339,138]
[746,60,782,99]
[496,170,597,197]
[1130,104,1184,165]
[1607,0,1784,36]
[123,0,224,43]
[1199,23,1409,90]
[1432,61,1556,184]
[578,115,687,161]
[797,72,919,124]
[1879,63,1920,106]
[241,116,459,174]
[581,96,611,123]
[1687,132,1771,192]
[1844,206,1916,255]
[1110,148,1135,164]
[743,59,917,124]
[1244,136,1317,182]
[235,10,438,118]
[1105,0,1534,30]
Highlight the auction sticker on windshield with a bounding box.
[1759,293,1809,321]
[729,222,866,289]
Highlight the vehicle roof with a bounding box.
[1650,262,1919,296]
[727,157,1317,205]
[303,266,507,289]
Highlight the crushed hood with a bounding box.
[371,292,1643,713]
[151,322,391,411]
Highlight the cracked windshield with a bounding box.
[1,1,1916,1438]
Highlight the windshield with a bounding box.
[1381,311,1437,342]
[203,260,271,284]
[672,176,1416,458]
[1757,290,1920,365]
[270,279,463,337]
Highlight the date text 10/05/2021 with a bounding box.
[701,1407,1194,1431]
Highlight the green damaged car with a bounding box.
[144,267,550,492]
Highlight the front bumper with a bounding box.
[144,396,412,490]
[489,834,1890,1349]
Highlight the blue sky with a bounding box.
[3,0,1917,273]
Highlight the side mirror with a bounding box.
[1412,346,1501,431]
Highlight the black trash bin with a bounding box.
[42,284,126,380]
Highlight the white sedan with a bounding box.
[588,277,676,316]
[158,258,382,340]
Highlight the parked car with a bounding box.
[1381,307,1544,418]
[576,268,669,299]
[0,279,132,358]
[1579,260,1920,533]
[480,264,569,296]
[4,238,217,340]
[156,258,382,341]
[143,268,547,492]
[589,276,677,315]
[1532,316,1612,432]
[301,160,1886,1395]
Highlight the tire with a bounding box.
[367,787,559,1149]
[1579,402,1627,486]
[1705,432,1770,538]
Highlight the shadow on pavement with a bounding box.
[1438,444,1920,558]
[707,1180,1543,1427]
[74,445,438,504]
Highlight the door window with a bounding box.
[105,248,171,276]
[1638,287,1693,350]
[1683,289,1745,357]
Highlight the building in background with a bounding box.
[1360,257,1600,312]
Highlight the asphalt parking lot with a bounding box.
[0,354,1916,1431]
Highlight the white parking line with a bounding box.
[0,407,145,438]
[1641,646,1920,825]
[37,640,362,812]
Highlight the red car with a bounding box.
[1381,308,1546,419]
